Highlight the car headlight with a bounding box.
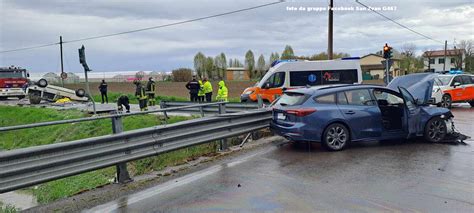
[244,90,254,95]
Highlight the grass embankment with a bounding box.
[0,202,18,213]
[92,92,241,104]
[0,106,217,204]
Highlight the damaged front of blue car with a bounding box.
[388,73,466,142]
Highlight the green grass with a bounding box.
[92,92,188,104]
[0,106,216,204]
[92,92,241,104]
[0,202,18,213]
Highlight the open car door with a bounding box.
[398,86,421,136]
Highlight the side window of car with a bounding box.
[461,75,472,85]
[314,93,336,104]
[344,89,375,106]
[452,76,463,86]
[337,92,348,105]
[373,90,404,105]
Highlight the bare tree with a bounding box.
[400,43,417,73]
[422,49,435,72]
[458,39,473,72]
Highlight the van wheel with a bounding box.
[37,78,48,88]
[322,123,350,151]
[424,117,447,143]
[440,94,451,108]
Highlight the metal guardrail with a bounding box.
[160,101,259,115]
[0,109,272,193]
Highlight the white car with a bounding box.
[27,78,88,104]
[432,74,474,108]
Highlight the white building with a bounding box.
[423,49,465,72]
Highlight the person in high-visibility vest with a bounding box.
[216,80,228,102]
[202,78,213,102]
[134,81,148,111]
[198,80,205,102]
[146,77,156,106]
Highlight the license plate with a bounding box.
[277,113,286,120]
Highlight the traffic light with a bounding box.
[383,43,393,59]
[78,45,91,71]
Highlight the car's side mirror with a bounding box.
[27,73,30,77]
[453,82,461,88]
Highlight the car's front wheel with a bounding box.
[424,117,447,143]
[322,123,350,151]
[441,94,452,108]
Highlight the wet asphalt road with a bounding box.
[88,106,474,212]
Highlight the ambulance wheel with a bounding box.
[469,101,474,107]
[37,79,48,88]
[440,94,451,108]
[75,89,86,97]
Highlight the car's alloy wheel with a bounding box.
[441,94,451,108]
[424,117,447,143]
[323,124,349,151]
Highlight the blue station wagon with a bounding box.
[270,73,455,151]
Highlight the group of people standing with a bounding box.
[185,75,228,102]
[134,77,156,111]
[98,75,228,113]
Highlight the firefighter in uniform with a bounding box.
[117,95,130,113]
[216,80,228,102]
[146,77,156,106]
[203,78,213,102]
[134,81,148,111]
[198,80,205,102]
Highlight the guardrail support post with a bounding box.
[200,106,205,117]
[218,103,228,151]
[111,113,132,183]
[257,95,263,108]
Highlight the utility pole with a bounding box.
[443,40,447,71]
[328,0,333,60]
[60,36,65,87]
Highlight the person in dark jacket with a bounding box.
[146,77,156,106]
[98,79,108,104]
[134,81,148,111]
[185,75,200,102]
[117,95,130,113]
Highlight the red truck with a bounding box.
[0,66,29,100]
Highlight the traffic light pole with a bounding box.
[327,0,333,60]
[84,68,96,115]
[385,58,389,85]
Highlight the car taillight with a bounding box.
[286,108,316,117]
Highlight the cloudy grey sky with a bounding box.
[0,0,473,73]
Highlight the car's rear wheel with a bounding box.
[322,123,350,151]
[75,89,86,97]
[440,94,452,108]
[424,117,447,143]
[37,78,48,88]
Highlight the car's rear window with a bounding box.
[275,92,308,106]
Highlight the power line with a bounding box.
[0,0,284,53]
[355,0,444,44]
[0,42,59,53]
